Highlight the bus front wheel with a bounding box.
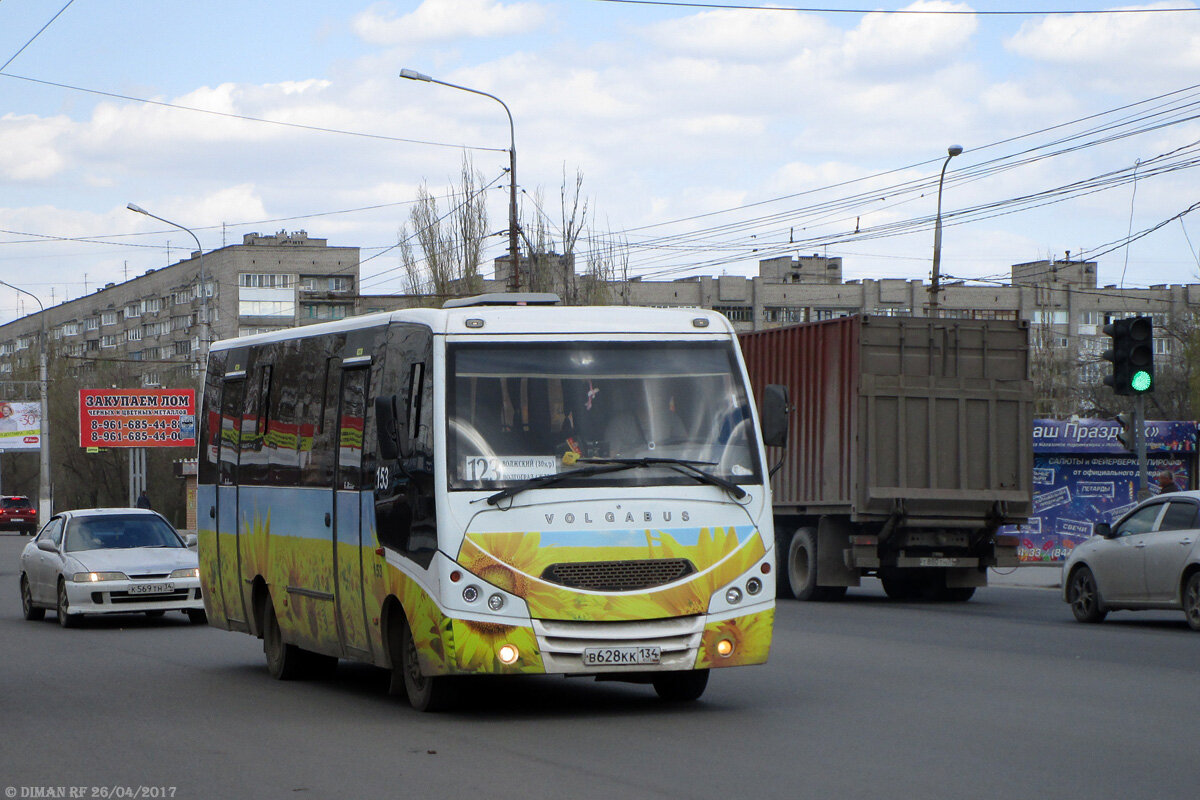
[390,614,454,712]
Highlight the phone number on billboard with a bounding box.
[89,419,181,431]
[89,431,188,443]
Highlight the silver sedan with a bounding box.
[18,508,205,627]
[1063,490,1200,629]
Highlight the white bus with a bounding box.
[197,294,786,710]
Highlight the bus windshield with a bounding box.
[447,341,760,491]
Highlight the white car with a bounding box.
[1062,490,1200,629]
[19,508,205,627]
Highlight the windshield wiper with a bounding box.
[577,457,747,500]
[485,457,748,506]
[486,462,645,505]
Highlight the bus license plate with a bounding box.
[128,583,174,595]
[918,558,955,567]
[582,646,661,666]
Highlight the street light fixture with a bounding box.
[126,204,210,367]
[929,144,964,317]
[0,279,51,524]
[400,68,521,291]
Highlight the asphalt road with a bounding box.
[2,531,1197,800]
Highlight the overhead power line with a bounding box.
[589,0,1200,14]
[1,0,77,72]
[0,72,508,153]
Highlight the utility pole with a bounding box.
[0,281,51,522]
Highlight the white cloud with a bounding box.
[841,0,977,74]
[641,8,833,62]
[0,114,72,180]
[351,0,548,45]
[1007,2,1200,75]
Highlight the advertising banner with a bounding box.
[1004,419,1197,563]
[0,401,42,451]
[79,389,196,448]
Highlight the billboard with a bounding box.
[0,401,42,451]
[1002,419,1197,563]
[79,389,196,448]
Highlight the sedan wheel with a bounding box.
[1068,566,1107,624]
[1183,572,1200,632]
[21,575,45,621]
[57,580,80,628]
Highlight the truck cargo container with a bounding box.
[740,315,1032,601]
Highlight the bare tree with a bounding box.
[1030,323,1076,417]
[519,166,591,303]
[402,153,489,298]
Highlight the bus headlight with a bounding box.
[746,577,763,596]
[725,587,743,605]
[497,644,520,664]
[463,585,480,603]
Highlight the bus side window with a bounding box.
[303,334,344,488]
[337,368,369,491]
[198,349,227,487]
[240,357,272,486]
[268,339,302,485]
[375,323,436,567]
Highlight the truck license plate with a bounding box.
[918,558,956,567]
[128,582,174,595]
[582,646,661,666]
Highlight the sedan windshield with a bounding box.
[65,515,183,552]
[447,341,760,491]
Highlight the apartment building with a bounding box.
[0,230,358,384]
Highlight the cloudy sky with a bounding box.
[2,0,1200,322]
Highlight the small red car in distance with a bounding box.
[0,496,37,535]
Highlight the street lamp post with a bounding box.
[400,68,521,291]
[0,279,51,523]
[127,204,210,366]
[929,144,964,317]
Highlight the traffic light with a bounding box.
[1102,316,1154,395]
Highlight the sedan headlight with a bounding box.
[169,568,200,579]
[73,571,128,582]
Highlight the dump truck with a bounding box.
[740,315,1033,601]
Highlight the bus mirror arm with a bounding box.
[375,394,402,461]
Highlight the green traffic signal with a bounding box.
[1101,315,1155,395]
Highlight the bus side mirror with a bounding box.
[375,394,401,461]
[760,384,790,448]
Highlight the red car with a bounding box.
[0,496,37,534]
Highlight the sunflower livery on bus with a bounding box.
[197,294,785,710]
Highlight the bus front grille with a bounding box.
[540,558,696,592]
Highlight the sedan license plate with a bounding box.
[582,646,661,667]
[128,582,175,595]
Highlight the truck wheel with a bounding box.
[653,669,709,702]
[775,532,795,599]
[943,587,976,602]
[880,569,921,601]
[788,528,842,601]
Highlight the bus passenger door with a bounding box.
[333,365,371,657]
[216,376,249,629]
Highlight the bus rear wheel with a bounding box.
[652,669,709,702]
[262,598,306,680]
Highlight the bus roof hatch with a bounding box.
[442,293,561,309]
